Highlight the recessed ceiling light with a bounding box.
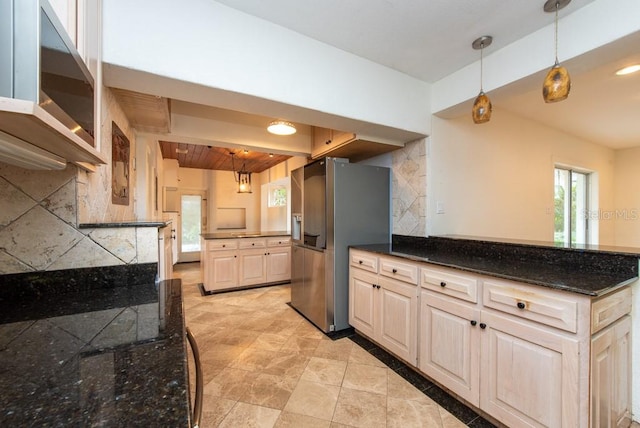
[615,64,640,76]
[176,148,188,154]
[267,120,296,135]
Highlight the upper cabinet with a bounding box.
[311,126,405,162]
[0,0,106,170]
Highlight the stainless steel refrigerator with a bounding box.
[290,157,390,333]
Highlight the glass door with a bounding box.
[178,190,207,263]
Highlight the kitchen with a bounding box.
[1,0,640,426]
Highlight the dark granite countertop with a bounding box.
[79,219,172,228]
[201,230,290,240]
[0,264,190,426]
[352,236,639,297]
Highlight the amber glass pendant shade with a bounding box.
[472,91,492,124]
[543,62,571,103]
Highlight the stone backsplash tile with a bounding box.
[89,228,137,263]
[40,179,77,226]
[0,163,76,202]
[0,206,85,270]
[0,177,36,227]
[47,236,124,271]
[392,138,427,237]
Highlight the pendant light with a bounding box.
[230,152,252,193]
[542,0,571,103]
[471,36,493,124]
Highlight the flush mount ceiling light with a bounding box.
[267,120,296,136]
[542,0,572,103]
[616,64,640,76]
[230,151,252,193]
[471,35,493,124]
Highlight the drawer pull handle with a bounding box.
[392,268,397,274]
[440,281,446,287]
[517,302,526,309]
[479,323,487,329]
[470,320,477,326]
[359,260,363,264]
[222,244,226,248]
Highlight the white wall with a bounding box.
[102,0,430,141]
[428,109,616,244]
[613,147,640,247]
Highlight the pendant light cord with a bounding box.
[554,2,559,64]
[480,42,484,91]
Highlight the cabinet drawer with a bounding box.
[379,256,418,284]
[207,240,238,251]
[421,266,478,303]
[238,239,267,249]
[591,287,632,334]
[267,237,291,247]
[350,250,378,273]
[483,279,578,333]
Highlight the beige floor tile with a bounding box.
[347,344,387,367]
[332,387,386,428]
[386,396,443,427]
[313,338,354,361]
[204,367,258,401]
[387,370,429,401]
[250,332,290,351]
[300,357,348,386]
[230,347,282,372]
[275,411,332,428]
[294,321,327,339]
[342,362,388,395]
[283,380,340,421]
[213,328,261,348]
[199,396,236,428]
[218,402,281,428]
[279,335,321,356]
[263,352,311,378]
[239,372,298,409]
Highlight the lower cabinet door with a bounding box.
[590,315,632,428]
[419,291,480,406]
[349,269,377,339]
[480,310,580,428]
[239,250,267,286]
[206,251,238,291]
[266,247,291,283]
[377,276,417,365]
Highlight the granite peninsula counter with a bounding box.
[0,264,190,426]
[353,235,639,296]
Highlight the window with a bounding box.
[268,185,287,207]
[554,167,590,245]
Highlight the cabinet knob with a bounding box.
[222,244,226,247]
[479,323,487,329]
[372,284,376,288]
[325,139,332,145]
[376,285,381,289]
[278,241,282,244]
[392,268,397,274]
[359,260,363,264]
[252,243,255,246]
[440,281,446,287]
[470,320,477,326]
[517,302,526,309]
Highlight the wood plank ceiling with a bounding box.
[159,141,292,173]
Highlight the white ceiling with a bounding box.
[210,0,640,149]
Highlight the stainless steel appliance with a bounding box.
[290,157,390,333]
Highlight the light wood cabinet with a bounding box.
[349,248,633,428]
[205,251,238,291]
[349,250,419,365]
[480,309,580,428]
[201,236,291,292]
[591,315,632,428]
[419,290,480,406]
[310,126,404,162]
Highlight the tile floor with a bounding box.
[175,262,487,427]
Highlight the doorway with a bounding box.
[178,189,207,263]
